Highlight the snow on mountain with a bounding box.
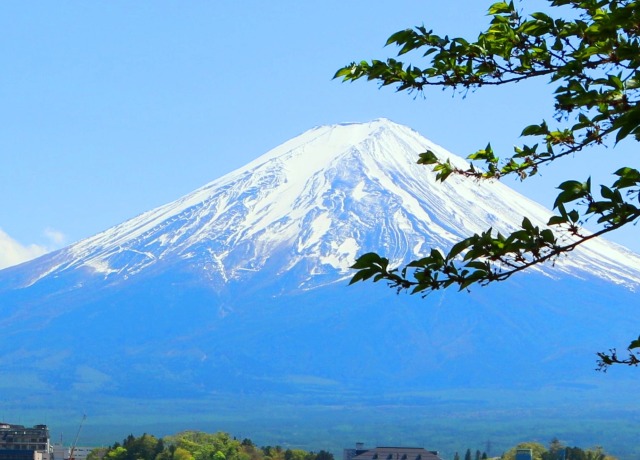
[13,118,640,291]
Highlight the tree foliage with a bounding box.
[502,442,547,460]
[500,440,617,460]
[336,0,640,369]
[97,432,333,460]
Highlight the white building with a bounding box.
[51,445,93,460]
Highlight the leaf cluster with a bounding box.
[596,334,640,370]
[339,0,640,369]
[336,0,640,181]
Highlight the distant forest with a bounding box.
[84,432,617,460]
[86,431,334,460]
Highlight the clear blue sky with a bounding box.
[1,1,638,268]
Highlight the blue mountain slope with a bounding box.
[1,267,635,395]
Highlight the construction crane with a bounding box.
[69,415,86,460]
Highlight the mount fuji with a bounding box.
[1,119,640,453]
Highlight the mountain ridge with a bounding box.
[4,118,640,293]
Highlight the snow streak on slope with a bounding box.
[19,119,640,290]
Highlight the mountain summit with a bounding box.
[6,118,640,295]
[1,119,639,441]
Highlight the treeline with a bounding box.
[500,439,616,460]
[452,450,487,460]
[86,431,335,460]
[451,438,616,460]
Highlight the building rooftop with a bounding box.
[349,446,442,460]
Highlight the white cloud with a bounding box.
[0,228,50,270]
[44,227,67,246]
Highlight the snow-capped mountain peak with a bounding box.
[14,118,640,290]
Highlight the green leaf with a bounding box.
[333,65,356,79]
[386,29,413,46]
[521,122,548,137]
[629,336,640,350]
[521,217,535,232]
[350,252,386,270]
[448,238,474,260]
[614,167,640,188]
[600,185,615,200]
[488,2,512,15]
[614,107,640,144]
[417,150,439,165]
[540,229,555,243]
[530,12,552,22]
[568,209,579,223]
[465,261,489,270]
[553,179,590,208]
[548,215,567,226]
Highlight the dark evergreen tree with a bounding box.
[156,439,165,457]
[565,447,587,460]
[315,451,334,460]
